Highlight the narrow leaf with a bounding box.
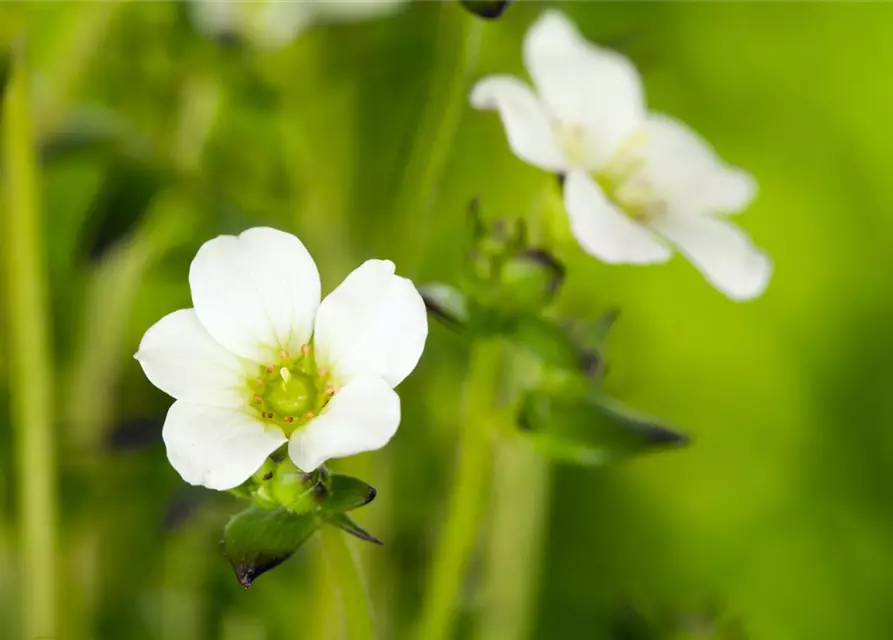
[223,506,321,588]
[322,475,377,515]
[518,391,689,465]
[329,512,383,546]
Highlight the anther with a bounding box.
[317,367,329,378]
[325,384,335,397]
[266,365,275,373]
[262,411,274,419]
[301,344,311,355]
[283,416,295,424]
[303,411,316,420]
[253,395,263,405]
[279,349,289,361]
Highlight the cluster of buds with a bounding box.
[422,201,688,466]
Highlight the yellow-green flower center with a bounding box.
[247,345,334,437]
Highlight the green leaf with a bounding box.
[420,283,470,330]
[518,390,689,465]
[329,513,383,546]
[322,475,378,515]
[223,506,321,588]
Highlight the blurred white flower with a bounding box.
[190,0,408,50]
[470,10,771,300]
[135,227,428,490]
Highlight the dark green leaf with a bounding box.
[223,506,321,588]
[322,475,377,515]
[518,391,689,465]
[329,513,383,545]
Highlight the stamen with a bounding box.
[324,384,335,397]
[279,349,289,361]
[283,416,295,424]
[303,411,316,420]
[301,344,311,356]
[262,411,274,419]
[266,365,275,373]
[317,367,329,378]
[253,395,263,405]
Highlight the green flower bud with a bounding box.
[458,0,513,20]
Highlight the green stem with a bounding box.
[1,39,58,640]
[476,440,550,640]
[321,525,376,640]
[416,339,504,640]
[400,4,483,273]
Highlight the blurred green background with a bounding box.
[2,1,893,639]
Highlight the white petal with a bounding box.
[524,10,645,167]
[288,376,399,471]
[163,401,286,491]
[639,114,756,216]
[470,75,568,172]
[135,309,247,407]
[564,170,672,265]
[314,259,427,388]
[190,227,321,364]
[652,215,772,301]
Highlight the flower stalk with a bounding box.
[400,3,483,272]
[416,338,505,640]
[1,37,58,640]
[321,525,376,640]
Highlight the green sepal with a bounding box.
[321,474,378,515]
[496,248,565,314]
[517,390,689,465]
[420,283,470,330]
[458,0,512,19]
[566,309,620,378]
[223,506,322,588]
[329,512,383,546]
[505,315,585,372]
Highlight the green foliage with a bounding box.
[1,2,893,639]
[518,390,689,465]
[224,469,380,587]
[223,506,320,589]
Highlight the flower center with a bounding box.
[247,345,334,437]
[595,131,667,224]
[556,122,588,166]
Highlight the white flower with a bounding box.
[190,0,408,50]
[135,227,428,490]
[470,11,771,300]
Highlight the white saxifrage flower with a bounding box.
[470,10,772,300]
[190,0,408,50]
[135,227,427,491]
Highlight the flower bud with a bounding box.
[458,0,512,20]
